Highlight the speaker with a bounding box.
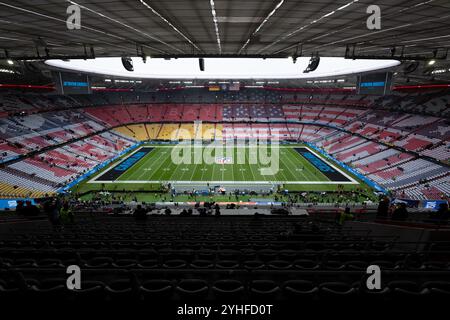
[121,57,134,72]
[199,58,205,72]
[403,61,419,74]
[303,54,320,73]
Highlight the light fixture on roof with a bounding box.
[403,61,419,74]
[303,53,320,73]
[121,57,134,72]
[7,59,14,65]
[428,60,436,66]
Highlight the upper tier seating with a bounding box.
[368,159,448,190]
[0,92,448,198]
[0,131,136,197]
[399,174,450,200]
[421,143,450,162]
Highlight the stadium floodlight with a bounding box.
[7,59,14,65]
[303,53,320,73]
[199,58,205,71]
[121,57,134,72]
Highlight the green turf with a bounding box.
[93,145,348,184]
[71,144,376,198]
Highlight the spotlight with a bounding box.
[7,59,14,65]
[199,58,205,72]
[428,59,436,66]
[303,53,320,73]
[121,57,134,72]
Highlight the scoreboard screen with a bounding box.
[54,71,91,95]
[357,72,392,95]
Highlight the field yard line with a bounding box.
[132,148,167,181]
[188,149,199,183]
[290,148,327,182]
[267,146,290,183]
[247,148,259,183]
[128,151,158,181]
[306,146,359,183]
[169,149,193,181]
[153,148,178,181]
[89,146,145,182]
[278,159,291,183]
[117,147,160,181]
[199,147,215,182]
[230,147,235,181]
[283,148,309,181]
[221,162,225,181]
[102,180,358,184]
[211,148,218,182]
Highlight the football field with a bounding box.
[88,144,359,187]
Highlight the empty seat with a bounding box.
[36,258,64,268]
[175,279,209,300]
[140,279,173,300]
[422,281,450,297]
[322,260,345,270]
[388,281,430,297]
[112,259,138,268]
[216,260,240,269]
[212,280,245,300]
[243,260,265,270]
[30,278,68,300]
[319,282,356,299]
[70,280,105,301]
[267,260,293,270]
[345,260,367,270]
[293,259,319,270]
[190,259,215,269]
[85,257,113,268]
[371,260,400,270]
[105,279,134,301]
[137,259,159,269]
[283,280,318,300]
[162,259,187,269]
[250,280,280,300]
[355,279,391,300]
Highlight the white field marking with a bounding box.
[302,146,358,184]
[133,147,168,181]
[95,180,358,185]
[88,146,149,183]
[88,145,359,185]
[283,147,309,181]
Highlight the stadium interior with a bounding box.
[0,0,449,312]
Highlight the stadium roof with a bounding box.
[0,0,450,85]
[1,0,449,58]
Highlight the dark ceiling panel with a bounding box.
[0,0,448,85]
